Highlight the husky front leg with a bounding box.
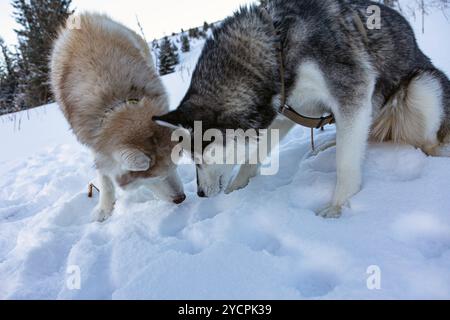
[226,117,295,193]
[318,105,372,218]
[92,173,116,222]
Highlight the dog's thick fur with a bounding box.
[50,13,185,221]
[155,0,450,218]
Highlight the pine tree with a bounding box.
[188,27,200,39]
[0,63,5,84]
[203,21,210,32]
[172,42,180,65]
[0,39,14,79]
[12,0,73,109]
[0,59,7,113]
[158,37,179,76]
[0,38,19,114]
[181,34,190,53]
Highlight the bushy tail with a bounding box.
[371,69,447,149]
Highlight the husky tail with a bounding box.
[371,68,450,156]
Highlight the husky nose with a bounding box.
[197,190,206,198]
[173,194,186,205]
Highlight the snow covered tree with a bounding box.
[0,40,13,78]
[12,0,73,109]
[0,59,5,78]
[188,27,200,39]
[158,37,179,76]
[171,42,180,65]
[181,34,190,53]
[0,61,7,113]
[0,38,19,114]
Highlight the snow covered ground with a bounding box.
[1,8,450,300]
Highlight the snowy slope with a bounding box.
[1,9,450,300]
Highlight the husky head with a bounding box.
[153,105,236,198]
[154,7,278,198]
[97,98,186,204]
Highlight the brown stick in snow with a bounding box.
[88,183,100,198]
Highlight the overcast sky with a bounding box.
[0,0,256,46]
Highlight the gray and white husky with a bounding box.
[155,0,450,218]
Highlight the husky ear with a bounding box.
[116,149,151,172]
[153,110,191,130]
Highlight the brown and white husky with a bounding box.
[50,13,185,222]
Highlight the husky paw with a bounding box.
[225,165,259,194]
[92,206,113,222]
[317,205,342,219]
